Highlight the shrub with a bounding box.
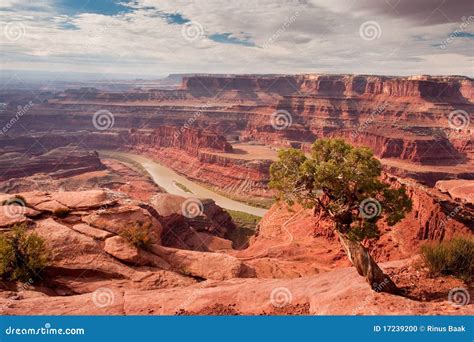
[225,209,260,249]
[0,224,49,282]
[53,207,70,218]
[120,222,151,249]
[421,237,474,281]
[174,182,192,193]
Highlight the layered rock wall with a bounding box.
[0,127,232,156]
[182,74,471,101]
[0,147,105,181]
[0,128,270,198]
[1,74,471,165]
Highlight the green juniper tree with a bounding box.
[269,138,412,294]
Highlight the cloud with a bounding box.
[208,33,255,47]
[0,0,472,77]
[322,0,473,25]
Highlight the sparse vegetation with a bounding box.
[174,181,193,193]
[53,207,70,218]
[421,237,474,281]
[0,224,48,282]
[120,222,151,249]
[196,182,273,209]
[269,138,413,294]
[226,210,260,230]
[225,209,260,249]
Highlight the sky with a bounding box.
[0,0,473,79]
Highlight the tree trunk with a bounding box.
[337,232,400,295]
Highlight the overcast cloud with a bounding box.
[0,0,473,78]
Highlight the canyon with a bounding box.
[0,74,472,315]
[1,74,472,196]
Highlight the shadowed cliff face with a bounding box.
[0,127,232,157]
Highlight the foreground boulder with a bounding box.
[82,205,162,244]
[149,245,243,280]
[0,205,37,228]
[187,232,233,251]
[32,199,69,214]
[33,218,134,278]
[152,193,234,237]
[50,190,115,210]
[104,236,170,269]
[151,193,235,251]
[1,258,471,315]
[71,223,114,240]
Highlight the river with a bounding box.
[99,151,268,217]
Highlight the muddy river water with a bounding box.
[100,151,268,217]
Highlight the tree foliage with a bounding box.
[0,224,49,282]
[269,139,412,242]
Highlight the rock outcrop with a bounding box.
[435,179,474,204]
[82,205,162,245]
[1,258,471,315]
[0,158,163,202]
[151,193,236,251]
[0,147,106,182]
[0,188,471,315]
[244,175,473,268]
[0,190,248,297]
